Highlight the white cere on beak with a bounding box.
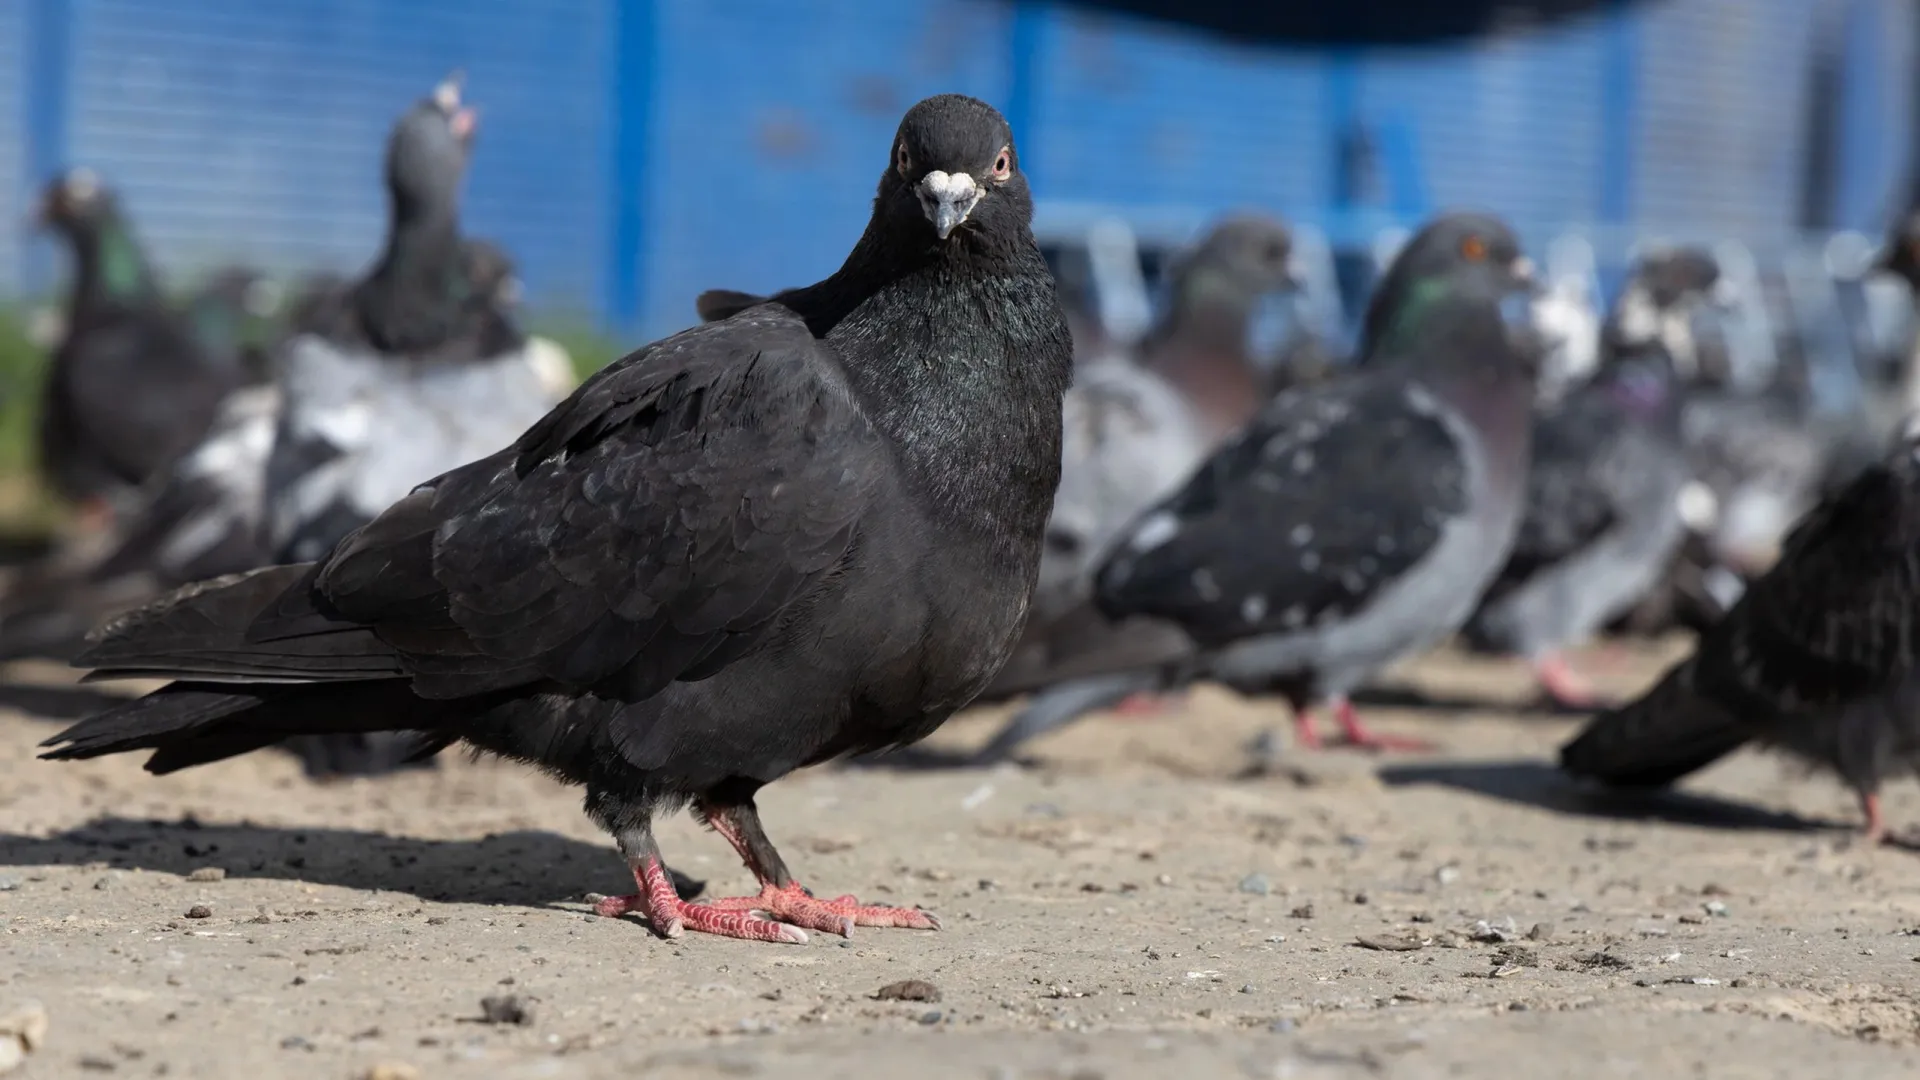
[66,167,100,202]
[433,72,464,113]
[1710,277,1740,308]
[1510,255,1536,284]
[918,170,983,240]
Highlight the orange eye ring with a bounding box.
[1461,235,1488,262]
[990,147,1012,182]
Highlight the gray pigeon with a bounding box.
[971,217,1299,759]
[1091,213,1539,752]
[264,78,567,567]
[1562,431,1920,843]
[1463,252,1729,705]
[1464,356,1688,705]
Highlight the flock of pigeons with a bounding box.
[7,83,1920,947]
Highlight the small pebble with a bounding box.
[1527,923,1552,942]
[479,995,534,1026]
[1435,866,1461,886]
[918,1010,942,1025]
[0,876,20,892]
[76,1054,116,1072]
[184,906,212,920]
[1354,932,1426,952]
[874,980,941,1003]
[0,1038,20,1075]
[91,877,114,891]
[1238,874,1272,896]
[1704,900,1729,917]
[362,1066,422,1080]
[280,1036,314,1052]
[1239,984,1255,994]
[1290,904,1315,919]
[187,868,227,883]
[1269,1018,1297,1034]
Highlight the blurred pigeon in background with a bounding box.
[33,169,248,526]
[1028,213,1542,758]
[1562,429,1920,844]
[262,77,569,572]
[1464,351,1689,707]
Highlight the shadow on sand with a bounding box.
[0,818,706,906]
[1378,757,1843,835]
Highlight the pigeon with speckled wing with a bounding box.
[1093,213,1541,753]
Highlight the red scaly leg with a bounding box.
[1111,691,1165,717]
[1329,696,1434,753]
[1534,651,1604,710]
[593,856,806,943]
[699,798,940,936]
[1292,705,1323,750]
[1861,792,1886,847]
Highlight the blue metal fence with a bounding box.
[8,0,1917,340]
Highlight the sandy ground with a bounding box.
[4,640,1920,1078]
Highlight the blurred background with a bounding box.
[3,0,1919,506]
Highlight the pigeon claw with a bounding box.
[1293,698,1435,753]
[706,883,942,935]
[1534,652,1607,711]
[593,858,809,944]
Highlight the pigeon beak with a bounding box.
[917,171,982,241]
[1509,255,1537,288]
[450,106,478,146]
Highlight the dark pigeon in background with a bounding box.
[0,232,571,669]
[1464,252,1716,706]
[44,93,1074,945]
[1562,429,1920,844]
[33,169,246,523]
[1090,213,1540,754]
[263,77,567,573]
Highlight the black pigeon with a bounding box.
[1092,213,1539,753]
[1562,432,1920,843]
[43,94,1073,943]
[263,78,562,569]
[34,169,245,519]
[1464,252,1719,706]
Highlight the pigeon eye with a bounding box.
[1461,235,1488,262]
[990,148,1012,182]
[896,144,912,177]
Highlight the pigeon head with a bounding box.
[879,95,1031,246]
[385,74,477,219]
[1180,215,1297,295]
[34,168,115,236]
[1628,248,1729,312]
[1607,248,1733,380]
[1362,212,1534,354]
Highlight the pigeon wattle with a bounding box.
[1093,212,1540,753]
[43,93,1074,944]
[1561,431,1920,844]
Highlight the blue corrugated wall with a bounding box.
[7,0,1917,339]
